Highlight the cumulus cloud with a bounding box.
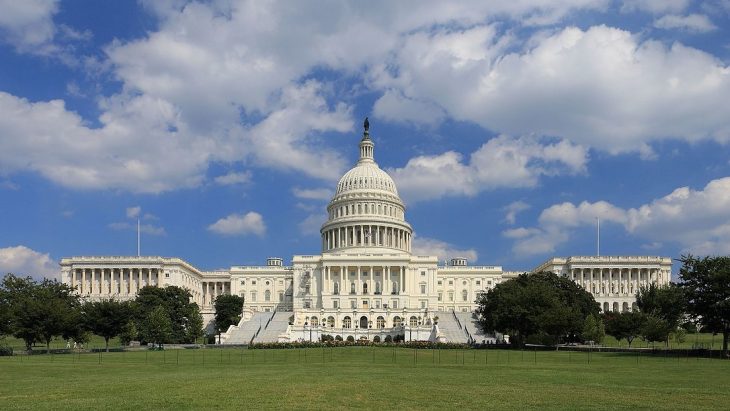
[375,25,730,155]
[505,176,730,256]
[412,236,478,263]
[390,135,587,203]
[621,0,689,14]
[298,213,326,236]
[0,245,58,280]
[373,89,445,127]
[214,171,252,186]
[654,14,717,32]
[208,212,266,236]
[0,0,58,52]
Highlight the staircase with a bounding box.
[253,311,292,343]
[223,312,271,344]
[454,311,499,344]
[434,311,470,343]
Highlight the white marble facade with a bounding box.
[60,122,672,338]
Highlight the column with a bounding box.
[81,268,87,294]
[147,268,152,287]
[357,266,361,293]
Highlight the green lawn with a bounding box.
[1,347,728,410]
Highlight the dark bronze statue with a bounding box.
[364,117,369,132]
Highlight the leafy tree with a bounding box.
[581,313,605,344]
[140,305,172,348]
[476,272,599,347]
[119,320,139,346]
[83,299,133,352]
[186,304,204,344]
[135,286,202,344]
[678,255,730,358]
[604,311,646,348]
[636,283,685,342]
[213,294,244,341]
[1,274,80,353]
[642,315,670,345]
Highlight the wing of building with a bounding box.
[60,121,672,344]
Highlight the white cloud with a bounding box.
[412,236,478,263]
[126,206,141,219]
[621,0,689,14]
[0,0,58,52]
[292,188,333,201]
[208,212,266,236]
[373,89,445,127]
[375,25,730,155]
[505,176,730,256]
[503,201,531,224]
[654,14,717,32]
[0,245,58,280]
[390,135,587,203]
[214,171,252,186]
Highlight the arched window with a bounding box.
[376,316,385,329]
[363,282,368,294]
[343,316,351,328]
[392,281,397,294]
[311,316,319,326]
[409,316,418,327]
[265,290,271,301]
[612,302,619,312]
[333,282,339,295]
[375,282,381,294]
[603,302,609,312]
[327,316,335,327]
[393,316,402,327]
[350,282,355,294]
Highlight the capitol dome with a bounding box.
[320,118,412,254]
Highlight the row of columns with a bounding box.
[570,268,664,296]
[321,265,407,297]
[70,267,159,296]
[202,281,230,306]
[322,225,411,251]
[330,201,402,220]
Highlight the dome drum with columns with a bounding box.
[321,118,412,254]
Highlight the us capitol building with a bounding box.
[60,120,671,344]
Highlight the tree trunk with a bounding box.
[105,337,110,353]
[723,326,728,359]
[46,340,51,355]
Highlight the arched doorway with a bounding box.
[393,316,402,327]
[327,316,335,327]
[376,316,385,329]
[343,316,351,328]
[359,316,368,329]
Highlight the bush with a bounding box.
[0,346,13,356]
[346,336,355,342]
[384,335,393,343]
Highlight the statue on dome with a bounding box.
[363,117,369,132]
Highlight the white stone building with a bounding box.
[60,121,672,344]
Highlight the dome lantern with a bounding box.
[358,117,374,164]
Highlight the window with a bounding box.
[375,282,381,294]
[377,316,385,329]
[252,280,257,285]
[438,292,442,301]
[448,280,453,285]
[448,292,454,301]
[333,300,339,309]
[310,316,319,326]
[265,290,271,301]
[350,282,356,294]
[333,282,340,295]
[420,301,426,308]
[343,316,351,328]
[278,292,283,302]
[251,291,257,302]
[437,280,442,286]
[165,273,170,278]
[240,280,245,285]
[392,282,398,294]
[409,316,418,327]
[476,280,481,285]
[392,300,398,309]
[421,271,426,277]
[462,281,467,286]
[393,316,402,327]
[462,290,468,302]
[350,299,356,309]
[327,316,335,327]
[420,283,426,294]
[265,281,270,285]
[305,284,310,294]
[363,300,368,309]
[375,300,381,308]
[363,282,368,294]
[304,300,311,309]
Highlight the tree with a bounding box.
[135,286,202,344]
[581,313,605,344]
[1,274,81,353]
[678,255,730,358]
[642,315,670,346]
[186,304,204,344]
[604,311,646,348]
[636,283,685,343]
[83,299,133,352]
[140,305,172,348]
[213,294,244,341]
[476,272,599,347]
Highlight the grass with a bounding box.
[1,346,728,410]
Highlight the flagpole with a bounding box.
[596,217,600,257]
[137,218,141,257]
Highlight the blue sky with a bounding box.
[1,0,730,280]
